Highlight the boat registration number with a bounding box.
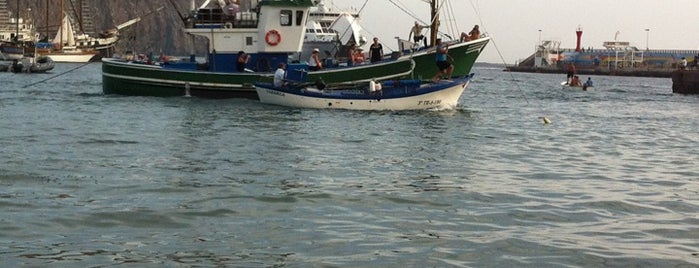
[418,100,442,106]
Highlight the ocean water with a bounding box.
[1,63,698,267]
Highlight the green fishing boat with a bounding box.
[102,0,414,99]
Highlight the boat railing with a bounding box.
[193,8,258,29]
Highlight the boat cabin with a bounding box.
[184,0,315,73]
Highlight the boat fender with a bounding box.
[224,22,233,28]
[265,30,281,46]
[369,81,382,92]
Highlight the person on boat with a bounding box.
[354,48,366,64]
[347,44,357,67]
[680,57,688,70]
[565,62,576,85]
[222,0,239,19]
[309,48,323,71]
[236,51,250,72]
[570,75,581,87]
[369,37,383,63]
[431,38,454,82]
[460,25,480,42]
[273,63,286,87]
[409,21,429,48]
[583,77,593,90]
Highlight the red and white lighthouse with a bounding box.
[575,26,583,52]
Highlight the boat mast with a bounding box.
[59,0,63,47]
[45,0,49,42]
[429,0,438,47]
[13,0,18,42]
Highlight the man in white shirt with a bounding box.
[274,63,286,87]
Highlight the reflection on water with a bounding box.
[0,65,698,266]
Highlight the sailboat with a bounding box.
[35,0,142,62]
[0,0,53,72]
[0,0,33,61]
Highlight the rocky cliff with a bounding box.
[7,0,206,56]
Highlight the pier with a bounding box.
[672,70,699,94]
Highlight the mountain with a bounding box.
[6,0,206,56]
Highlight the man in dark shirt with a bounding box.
[369,37,383,63]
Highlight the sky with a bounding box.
[329,0,699,63]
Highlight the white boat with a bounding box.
[297,0,367,62]
[34,0,143,62]
[254,74,474,111]
[560,81,594,91]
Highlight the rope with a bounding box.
[22,61,94,88]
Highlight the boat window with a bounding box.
[246,36,253,46]
[296,11,304,26]
[280,10,292,26]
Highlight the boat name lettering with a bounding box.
[266,90,285,96]
[418,100,442,106]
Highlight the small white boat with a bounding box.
[254,74,474,111]
[560,81,594,91]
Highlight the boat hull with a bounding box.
[102,58,262,98]
[402,37,490,80]
[38,51,99,63]
[305,58,415,83]
[560,81,594,91]
[0,43,24,60]
[102,56,415,98]
[255,75,473,110]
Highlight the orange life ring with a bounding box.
[265,30,281,46]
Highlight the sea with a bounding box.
[1,63,698,268]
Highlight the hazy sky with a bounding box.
[330,0,699,63]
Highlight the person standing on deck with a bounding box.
[431,38,454,82]
[565,62,576,85]
[409,21,429,48]
[273,63,286,87]
[369,37,384,63]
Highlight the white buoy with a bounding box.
[542,117,551,124]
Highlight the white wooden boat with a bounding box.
[254,74,474,111]
[560,81,594,91]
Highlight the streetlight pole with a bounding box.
[645,29,650,51]
[538,29,542,45]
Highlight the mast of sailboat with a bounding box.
[429,0,438,47]
[60,0,63,48]
[45,0,49,42]
[13,0,18,42]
